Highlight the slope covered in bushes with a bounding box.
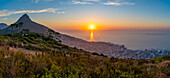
[0,31,169,78]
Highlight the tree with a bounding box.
[48,29,55,35]
[48,29,55,38]
[18,22,24,33]
[22,29,29,34]
[15,24,19,33]
[10,24,16,34]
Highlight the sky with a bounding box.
[0,0,170,30]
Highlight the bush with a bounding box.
[53,45,59,49]
[155,56,164,63]
[92,52,99,56]
[28,32,40,38]
[38,44,52,51]
[62,45,69,49]
[0,35,4,41]
[35,39,41,43]
[28,36,35,41]
[24,44,32,50]
[42,36,53,41]
[99,53,107,57]
[48,41,54,45]
[23,37,33,43]
[100,53,104,56]
[162,55,170,60]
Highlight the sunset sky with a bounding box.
[0,0,170,30]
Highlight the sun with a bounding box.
[89,25,96,30]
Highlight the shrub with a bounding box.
[48,41,54,45]
[23,37,33,43]
[132,66,143,74]
[42,36,53,41]
[92,52,99,56]
[162,55,170,60]
[99,53,107,57]
[62,45,69,49]
[0,35,4,41]
[54,42,62,46]
[100,53,104,56]
[35,39,41,43]
[155,56,164,63]
[24,44,32,50]
[53,45,59,49]
[28,33,38,38]
[38,44,52,51]
[6,34,12,37]
[28,36,35,41]
[21,29,29,33]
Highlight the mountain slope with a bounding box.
[0,14,50,35]
[0,23,8,30]
[0,32,169,78]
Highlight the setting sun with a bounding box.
[89,25,96,30]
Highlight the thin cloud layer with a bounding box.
[83,0,100,2]
[103,2,135,6]
[67,0,135,6]
[70,0,93,4]
[35,0,53,3]
[0,8,63,17]
[0,18,8,20]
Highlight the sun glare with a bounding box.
[89,25,95,30]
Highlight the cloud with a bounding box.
[103,2,135,6]
[35,0,53,3]
[35,0,39,3]
[57,12,65,14]
[70,0,93,4]
[83,0,100,2]
[0,18,8,20]
[0,8,63,17]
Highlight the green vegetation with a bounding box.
[0,31,169,78]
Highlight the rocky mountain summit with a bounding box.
[0,14,50,35]
[0,14,169,59]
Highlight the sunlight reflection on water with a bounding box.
[90,31,94,42]
[58,30,170,50]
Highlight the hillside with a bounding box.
[0,23,8,30]
[0,14,169,59]
[0,31,169,78]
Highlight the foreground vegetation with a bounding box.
[0,31,169,78]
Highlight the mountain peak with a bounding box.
[16,14,31,23]
[22,14,29,17]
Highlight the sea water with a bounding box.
[58,30,170,50]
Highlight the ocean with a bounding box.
[57,30,170,50]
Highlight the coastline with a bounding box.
[59,33,170,59]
